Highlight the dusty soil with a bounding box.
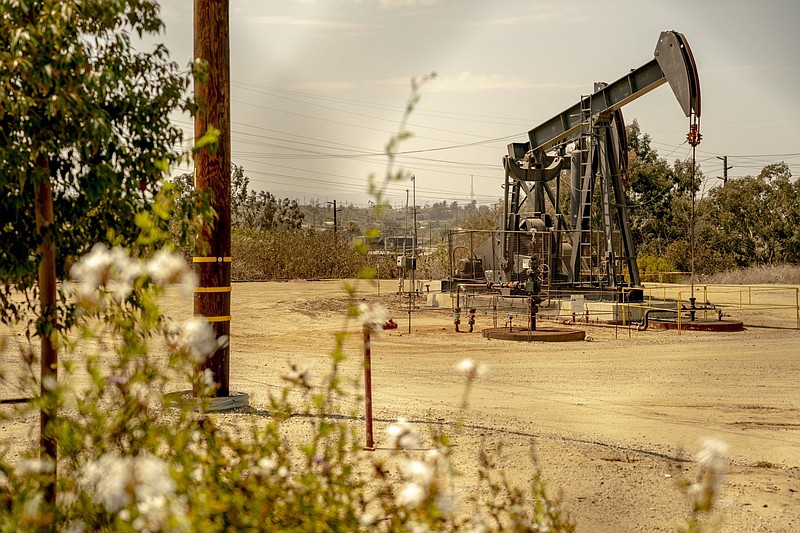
[3,279,799,531]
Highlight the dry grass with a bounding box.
[699,264,800,285]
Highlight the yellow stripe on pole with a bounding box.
[192,256,233,263]
[194,287,232,293]
[203,315,232,323]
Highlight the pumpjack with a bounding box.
[452,31,701,303]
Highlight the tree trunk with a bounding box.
[34,158,58,504]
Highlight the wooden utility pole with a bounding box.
[194,0,231,396]
[716,155,732,185]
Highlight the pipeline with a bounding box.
[638,302,722,331]
[638,308,679,331]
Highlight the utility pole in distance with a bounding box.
[327,200,339,237]
[716,155,733,185]
[194,0,231,396]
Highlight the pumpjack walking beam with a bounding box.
[525,31,700,157]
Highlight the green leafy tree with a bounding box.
[626,120,701,271]
[0,0,193,322]
[699,162,798,269]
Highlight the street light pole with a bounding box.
[411,175,417,334]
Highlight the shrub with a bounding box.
[0,246,578,532]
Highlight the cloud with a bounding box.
[478,12,562,26]
[282,73,583,94]
[703,63,788,75]
[378,0,438,8]
[283,80,360,92]
[248,15,367,30]
[423,72,583,93]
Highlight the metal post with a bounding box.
[363,325,374,450]
[194,0,231,396]
[796,288,799,330]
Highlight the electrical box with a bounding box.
[396,256,416,270]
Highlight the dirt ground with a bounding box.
[2,279,799,531]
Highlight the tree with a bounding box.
[0,0,193,499]
[699,162,799,269]
[0,0,191,312]
[625,120,702,270]
[176,164,304,231]
[463,202,503,231]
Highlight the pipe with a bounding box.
[638,308,679,331]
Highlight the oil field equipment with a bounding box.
[448,31,701,308]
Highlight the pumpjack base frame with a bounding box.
[481,326,586,342]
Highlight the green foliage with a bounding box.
[637,254,679,282]
[0,0,191,323]
[625,120,700,262]
[0,245,577,531]
[176,165,305,232]
[699,162,800,269]
[462,202,503,232]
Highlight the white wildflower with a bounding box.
[107,245,143,303]
[696,437,728,473]
[408,520,431,533]
[403,460,434,487]
[22,492,43,520]
[692,437,729,508]
[178,270,198,298]
[146,248,190,286]
[358,302,390,333]
[424,446,447,465]
[16,457,55,475]
[80,453,177,526]
[173,316,227,363]
[396,482,427,509]
[42,374,58,392]
[385,418,422,450]
[359,512,377,527]
[254,456,277,476]
[277,465,289,478]
[81,454,131,512]
[130,381,151,402]
[69,243,143,304]
[70,243,113,301]
[455,359,490,380]
[200,368,216,393]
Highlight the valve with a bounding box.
[687,123,702,147]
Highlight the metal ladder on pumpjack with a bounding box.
[574,94,597,288]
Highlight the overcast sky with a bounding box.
[152,0,800,206]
